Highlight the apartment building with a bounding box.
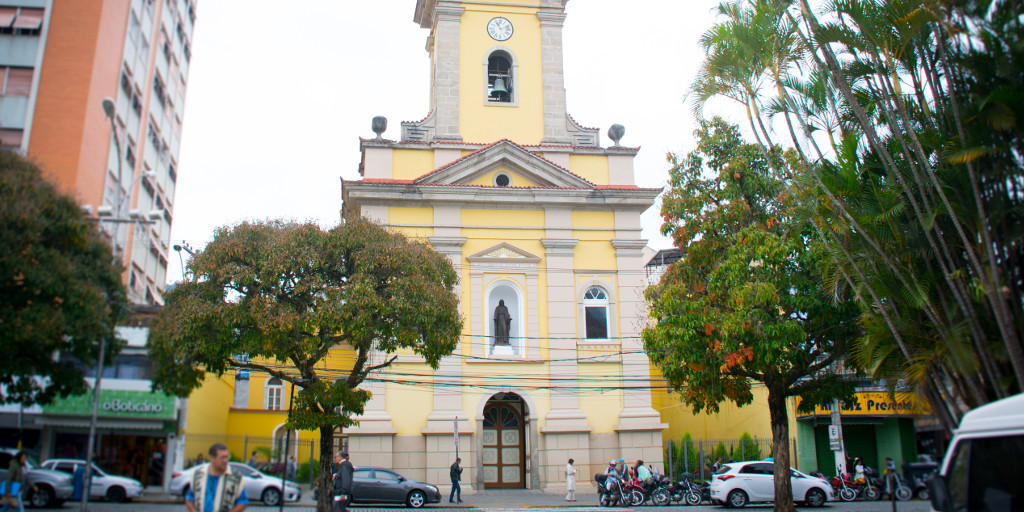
[0,0,197,305]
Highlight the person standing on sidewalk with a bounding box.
[2,451,35,512]
[332,452,353,512]
[449,458,463,503]
[564,458,576,502]
[186,444,248,512]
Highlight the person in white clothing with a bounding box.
[565,458,577,501]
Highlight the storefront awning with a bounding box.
[34,416,167,431]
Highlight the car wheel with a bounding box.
[406,490,426,508]
[262,487,282,506]
[106,486,127,503]
[28,485,54,508]
[804,488,826,507]
[727,489,748,508]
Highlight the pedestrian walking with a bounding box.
[449,457,463,503]
[564,458,576,501]
[1,451,35,512]
[185,443,249,512]
[332,452,353,512]
[247,451,259,469]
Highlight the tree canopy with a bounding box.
[644,118,861,512]
[0,150,128,405]
[149,217,463,512]
[689,0,1024,433]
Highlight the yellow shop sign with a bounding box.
[797,392,930,417]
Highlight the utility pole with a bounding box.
[830,400,847,477]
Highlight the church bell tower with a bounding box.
[407,0,598,145]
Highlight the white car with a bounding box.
[40,459,144,502]
[169,462,300,506]
[709,460,832,508]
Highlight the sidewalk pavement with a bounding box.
[138,486,600,508]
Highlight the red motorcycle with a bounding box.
[828,473,858,502]
[622,477,647,506]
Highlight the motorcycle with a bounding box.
[596,473,632,507]
[882,472,913,501]
[622,476,647,506]
[825,473,858,502]
[667,472,703,505]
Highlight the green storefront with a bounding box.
[794,392,928,477]
[40,389,177,485]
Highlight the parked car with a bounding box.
[709,460,832,508]
[0,448,75,508]
[927,392,1024,512]
[40,458,144,502]
[313,466,441,508]
[169,462,300,506]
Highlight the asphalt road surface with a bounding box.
[60,501,933,512]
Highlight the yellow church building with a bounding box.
[182,0,668,494]
[337,0,666,492]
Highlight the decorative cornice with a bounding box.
[536,11,567,26]
[611,239,649,255]
[434,4,465,21]
[428,236,467,250]
[541,238,579,253]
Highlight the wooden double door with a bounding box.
[482,396,526,488]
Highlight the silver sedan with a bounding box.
[169,463,300,506]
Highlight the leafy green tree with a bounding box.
[691,0,1024,426]
[0,150,127,405]
[149,218,462,512]
[644,118,861,512]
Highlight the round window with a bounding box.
[495,173,510,187]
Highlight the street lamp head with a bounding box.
[101,97,116,119]
[173,244,183,252]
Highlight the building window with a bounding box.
[233,374,249,409]
[1,67,33,96]
[125,143,136,168]
[494,172,510,187]
[583,287,609,339]
[265,377,283,410]
[487,51,513,103]
[153,74,166,107]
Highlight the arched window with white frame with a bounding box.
[264,377,283,410]
[583,286,609,339]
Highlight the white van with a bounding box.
[928,392,1024,512]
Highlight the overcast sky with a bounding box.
[167,0,738,284]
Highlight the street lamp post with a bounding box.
[79,98,157,512]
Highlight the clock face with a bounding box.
[487,17,513,41]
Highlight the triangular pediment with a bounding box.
[415,140,594,189]
[466,242,541,263]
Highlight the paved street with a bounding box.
[54,489,932,512]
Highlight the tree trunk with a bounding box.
[768,385,795,512]
[317,426,335,512]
